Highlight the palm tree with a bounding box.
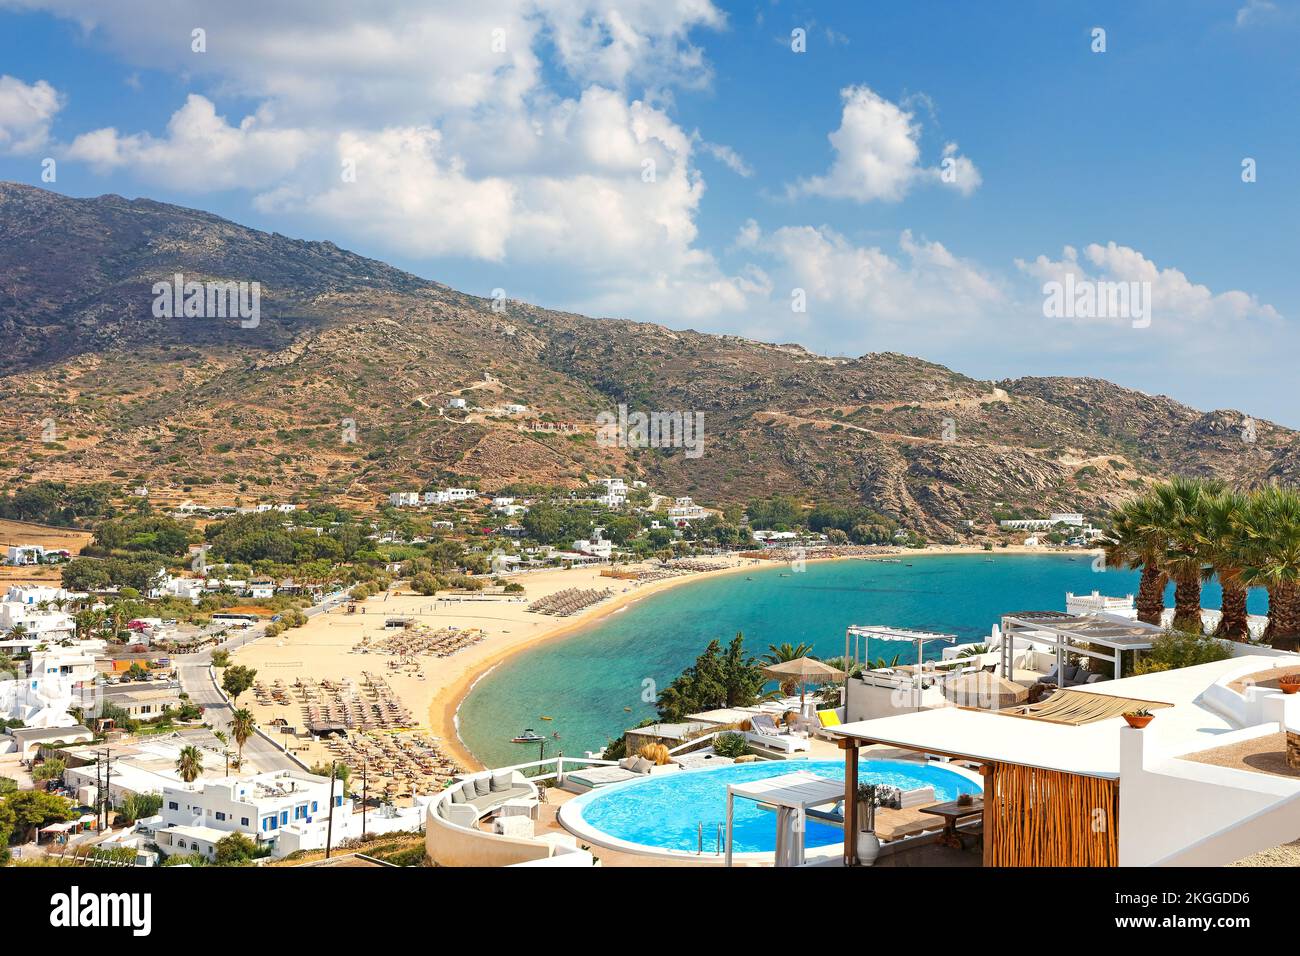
[231,709,256,765]
[175,745,204,784]
[1238,486,1300,650]
[762,641,818,696]
[1198,490,1252,640]
[1104,495,1168,625]
[1150,477,1221,632]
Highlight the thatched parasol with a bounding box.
[941,672,1028,710]
[762,657,845,711]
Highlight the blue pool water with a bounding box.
[460,555,1268,767]
[570,759,982,855]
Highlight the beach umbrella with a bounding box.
[762,657,844,712]
[942,672,1027,710]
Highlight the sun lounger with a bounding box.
[745,713,812,753]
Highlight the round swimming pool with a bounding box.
[559,759,982,859]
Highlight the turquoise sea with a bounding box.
[457,554,1268,768]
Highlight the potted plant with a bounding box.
[1279,674,1300,695]
[1123,707,1154,729]
[855,782,883,866]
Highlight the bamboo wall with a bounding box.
[982,762,1118,866]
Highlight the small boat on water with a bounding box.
[539,716,553,721]
[511,729,545,743]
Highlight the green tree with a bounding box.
[1238,486,1300,649]
[1,790,75,845]
[176,745,204,783]
[1151,477,1222,632]
[409,572,439,596]
[656,634,767,720]
[231,709,256,765]
[1198,490,1252,640]
[1104,494,1169,626]
[221,665,258,704]
[214,831,258,866]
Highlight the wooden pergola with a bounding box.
[999,611,1162,684]
[835,719,1120,867]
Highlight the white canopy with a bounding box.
[724,771,845,868]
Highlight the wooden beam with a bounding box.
[843,738,858,867]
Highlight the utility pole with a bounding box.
[361,759,368,839]
[325,760,337,859]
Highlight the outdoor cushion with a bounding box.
[817,709,842,728]
[459,780,477,801]
[449,786,466,804]
[473,776,491,796]
[632,756,654,774]
[490,771,512,792]
[618,757,638,771]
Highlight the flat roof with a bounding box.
[834,656,1271,778]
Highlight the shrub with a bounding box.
[1134,629,1232,675]
[712,731,748,758]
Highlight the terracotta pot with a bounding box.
[1280,680,1300,695]
[1123,713,1153,729]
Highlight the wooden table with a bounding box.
[918,798,984,849]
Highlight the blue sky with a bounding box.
[1,1,1297,423]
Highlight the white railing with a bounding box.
[451,754,617,789]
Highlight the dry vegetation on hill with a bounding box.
[2,182,1296,535]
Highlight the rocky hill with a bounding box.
[1,182,1294,536]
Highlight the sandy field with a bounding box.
[227,543,1097,777]
[229,557,764,778]
[0,518,94,553]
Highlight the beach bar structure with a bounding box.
[999,611,1164,684]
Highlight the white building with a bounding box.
[154,769,426,859]
[422,488,478,505]
[1000,513,1086,531]
[389,491,421,507]
[0,599,77,649]
[5,544,68,565]
[247,579,275,600]
[1049,512,1085,526]
[1066,591,1137,619]
[572,538,613,560]
[447,397,468,410]
[667,496,708,524]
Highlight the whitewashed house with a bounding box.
[155,769,426,859]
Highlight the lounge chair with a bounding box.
[810,708,845,741]
[745,713,811,754]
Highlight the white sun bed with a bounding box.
[745,713,811,754]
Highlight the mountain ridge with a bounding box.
[2,182,1294,536]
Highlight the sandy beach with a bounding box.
[229,543,1092,779]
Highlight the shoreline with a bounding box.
[434,544,1100,771]
[432,556,764,771]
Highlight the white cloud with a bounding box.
[0,75,62,154]
[790,85,980,203]
[1236,0,1278,27]
[65,95,314,190]
[1015,242,1281,331]
[259,126,515,261]
[696,137,753,177]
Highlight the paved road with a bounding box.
[176,589,350,773]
